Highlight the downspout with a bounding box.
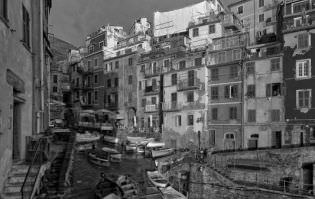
[39,0,44,133]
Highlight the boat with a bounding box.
[103,135,120,147]
[159,186,187,199]
[95,174,123,199]
[103,193,121,199]
[125,143,137,153]
[116,175,138,198]
[102,147,122,163]
[145,142,169,158]
[151,148,175,159]
[76,142,94,152]
[88,150,110,167]
[136,144,145,154]
[147,171,170,188]
[76,131,100,143]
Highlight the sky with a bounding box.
[50,0,232,47]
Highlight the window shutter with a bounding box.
[266,84,271,97]
[225,86,230,98]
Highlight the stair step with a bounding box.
[7,175,36,184]
[1,191,31,199]
[10,167,38,176]
[4,184,32,194]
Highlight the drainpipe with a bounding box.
[39,0,45,133]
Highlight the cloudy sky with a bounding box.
[50,0,232,47]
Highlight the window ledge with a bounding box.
[0,15,9,28]
[295,77,312,80]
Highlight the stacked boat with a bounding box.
[75,131,101,151]
[147,171,187,199]
[95,174,138,199]
[146,142,175,159]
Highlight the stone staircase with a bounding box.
[1,164,38,199]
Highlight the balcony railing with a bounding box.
[144,86,160,95]
[104,103,118,110]
[222,13,242,30]
[163,102,182,112]
[144,67,161,77]
[82,83,93,90]
[177,79,200,91]
[283,15,315,32]
[212,33,247,51]
[247,44,282,60]
[145,104,158,112]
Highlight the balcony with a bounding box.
[247,43,282,60]
[104,103,118,110]
[211,33,247,51]
[163,102,182,112]
[144,86,160,96]
[222,13,242,30]
[82,83,93,90]
[145,104,158,113]
[61,83,71,92]
[177,79,201,91]
[283,15,315,33]
[144,67,161,78]
[71,83,82,90]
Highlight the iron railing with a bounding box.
[21,138,45,199]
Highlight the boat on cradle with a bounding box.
[136,144,145,154]
[76,142,94,152]
[95,174,123,199]
[76,131,101,143]
[88,150,110,167]
[147,171,170,188]
[125,143,137,153]
[103,135,120,147]
[103,193,121,199]
[116,175,139,199]
[151,148,175,159]
[159,186,187,199]
[102,147,122,163]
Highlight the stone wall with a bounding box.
[166,161,309,199]
[209,146,315,195]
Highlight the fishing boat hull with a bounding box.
[88,152,110,167]
[76,133,100,143]
[76,143,93,151]
[151,148,174,159]
[110,154,122,163]
[147,171,169,188]
[125,144,137,153]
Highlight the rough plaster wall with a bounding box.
[0,0,34,190]
[163,67,206,148]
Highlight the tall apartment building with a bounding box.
[100,18,151,130]
[0,0,52,190]
[243,42,284,149]
[229,0,281,45]
[161,11,237,149]
[207,30,248,150]
[282,0,315,145]
[83,25,125,110]
[137,36,182,137]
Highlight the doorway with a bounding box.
[13,101,22,160]
[272,131,282,148]
[302,163,314,194]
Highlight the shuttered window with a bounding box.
[22,5,30,47]
[271,109,280,122]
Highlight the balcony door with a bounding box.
[188,70,195,86]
